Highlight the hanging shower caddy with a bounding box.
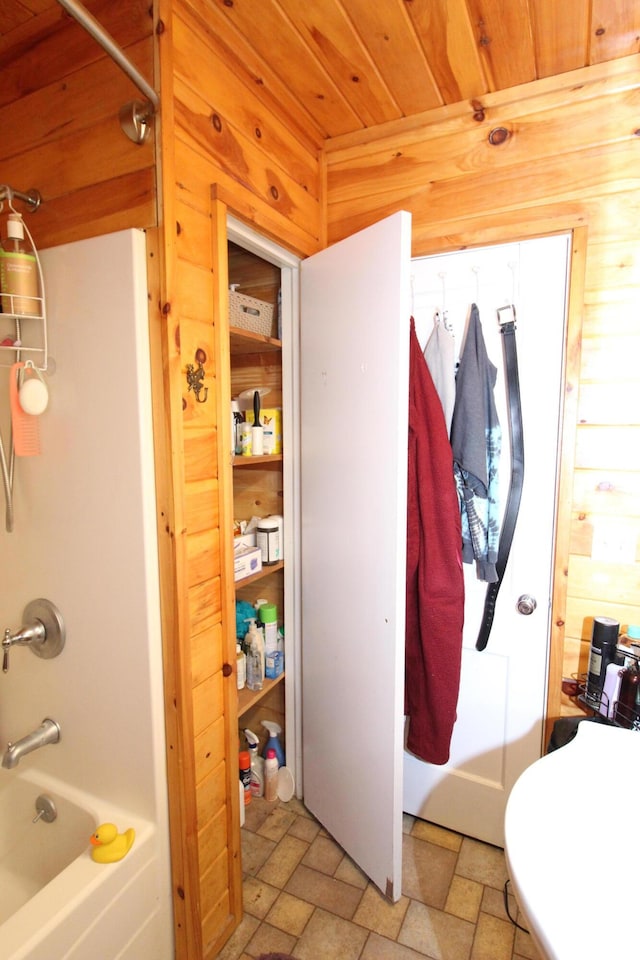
[0,184,46,533]
[0,185,47,372]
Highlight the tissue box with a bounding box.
[234,543,262,581]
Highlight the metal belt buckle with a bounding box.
[497,304,517,326]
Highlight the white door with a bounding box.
[300,211,412,901]
[404,235,570,847]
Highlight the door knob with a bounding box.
[516,594,537,615]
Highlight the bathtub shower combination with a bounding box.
[0,770,164,960]
[0,225,173,959]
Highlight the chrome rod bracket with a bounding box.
[119,100,154,145]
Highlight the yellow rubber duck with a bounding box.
[89,823,135,863]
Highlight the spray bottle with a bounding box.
[244,729,265,797]
[261,720,285,767]
[244,618,265,691]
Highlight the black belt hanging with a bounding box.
[476,306,524,651]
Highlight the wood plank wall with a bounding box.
[323,54,640,731]
[0,0,156,246]
[159,1,323,956]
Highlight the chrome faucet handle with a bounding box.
[2,600,65,674]
[2,629,10,673]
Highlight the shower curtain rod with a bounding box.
[56,0,159,114]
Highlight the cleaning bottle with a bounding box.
[244,618,264,691]
[261,720,285,767]
[264,747,279,802]
[244,729,264,797]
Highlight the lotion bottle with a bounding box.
[264,747,279,802]
[245,618,265,691]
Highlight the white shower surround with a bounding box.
[0,229,172,958]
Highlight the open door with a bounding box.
[300,211,411,901]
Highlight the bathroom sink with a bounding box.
[505,720,638,960]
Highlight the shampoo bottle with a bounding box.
[0,213,39,316]
[245,618,265,691]
[261,720,285,767]
[244,729,265,797]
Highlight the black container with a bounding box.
[586,616,622,706]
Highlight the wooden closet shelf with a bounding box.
[230,326,281,355]
[238,672,285,718]
[235,560,284,588]
[233,454,283,467]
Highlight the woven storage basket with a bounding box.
[229,290,274,336]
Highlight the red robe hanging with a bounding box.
[405,318,465,765]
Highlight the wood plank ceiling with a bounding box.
[1,0,639,145]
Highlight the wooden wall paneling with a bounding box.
[189,579,222,634]
[385,0,480,106]
[173,78,320,250]
[174,135,320,256]
[530,0,590,78]
[0,0,153,108]
[465,0,537,90]
[191,623,223,688]
[184,429,218,482]
[180,0,325,150]
[274,0,403,127]
[22,170,156,249]
[0,38,152,159]
[232,462,284,523]
[590,0,640,62]
[210,194,244,953]
[572,469,640,518]
[173,10,320,200]
[326,87,640,211]
[187,527,220,589]
[195,0,360,138]
[185,478,220,534]
[327,137,640,248]
[546,227,586,737]
[153,2,202,956]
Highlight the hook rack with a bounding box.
[186,361,208,403]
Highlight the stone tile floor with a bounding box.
[215,796,542,960]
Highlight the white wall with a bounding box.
[0,230,169,834]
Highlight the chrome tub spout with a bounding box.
[2,718,61,769]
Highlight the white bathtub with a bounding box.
[0,770,173,960]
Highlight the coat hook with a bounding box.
[186,361,208,403]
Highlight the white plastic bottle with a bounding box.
[244,729,265,798]
[244,618,265,691]
[264,747,278,802]
[236,643,246,690]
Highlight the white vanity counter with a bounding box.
[505,720,638,960]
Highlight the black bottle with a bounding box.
[586,616,622,707]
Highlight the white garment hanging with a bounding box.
[423,312,456,434]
